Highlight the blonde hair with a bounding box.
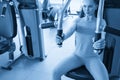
[80,0,99,18]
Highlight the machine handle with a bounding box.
[1,4,7,17]
[95,0,105,54]
[94,33,104,54]
[94,33,101,42]
[57,0,72,47]
[57,29,63,47]
[41,22,55,29]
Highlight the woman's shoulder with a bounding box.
[74,16,84,23]
[65,16,81,23]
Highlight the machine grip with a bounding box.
[94,33,103,54]
[94,33,101,42]
[57,29,63,47]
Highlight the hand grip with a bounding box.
[57,30,63,47]
[94,33,101,42]
[94,33,103,54]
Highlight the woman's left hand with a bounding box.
[93,38,106,49]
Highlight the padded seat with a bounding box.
[0,40,10,54]
[66,66,93,80]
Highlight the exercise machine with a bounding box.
[0,0,18,70]
[17,0,46,61]
[41,0,59,29]
[56,0,120,79]
[65,0,120,80]
[0,0,46,70]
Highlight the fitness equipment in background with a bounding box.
[42,0,49,20]
[0,0,18,70]
[17,0,45,61]
[41,0,59,29]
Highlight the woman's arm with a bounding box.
[63,18,77,40]
[56,17,78,47]
[93,19,107,50]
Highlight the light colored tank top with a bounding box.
[75,18,98,57]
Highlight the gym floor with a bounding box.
[0,16,75,80]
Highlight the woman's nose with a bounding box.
[86,7,89,11]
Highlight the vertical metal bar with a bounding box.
[94,0,105,54]
[58,0,72,30]
[95,0,105,33]
[57,0,72,47]
[95,0,105,41]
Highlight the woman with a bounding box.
[53,0,109,80]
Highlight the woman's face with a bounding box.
[82,0,97,16]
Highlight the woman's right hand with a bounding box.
[93,38,106,50]
[56,34,64,47]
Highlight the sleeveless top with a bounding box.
[74,18,105,58]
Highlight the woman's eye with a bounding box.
[89,5,93,8]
